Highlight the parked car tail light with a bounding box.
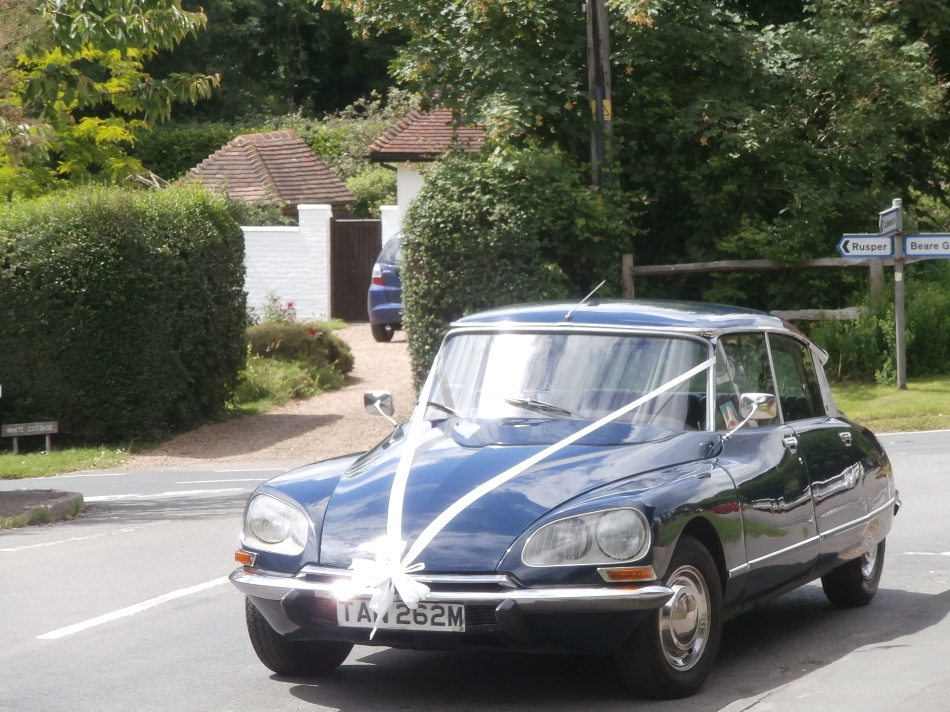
[371,263,384,286]
[522,508,650,567]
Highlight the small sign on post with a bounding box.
[837,235,893,257]
[1,421,58,455]
[879,206,903,236]
[905,235,950,258]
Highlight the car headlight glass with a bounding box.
[522,508,650,567]
[242,494,309,555]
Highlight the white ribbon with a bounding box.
[339,355,717,623]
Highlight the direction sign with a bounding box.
[905,235,950,258]
[879,206,902,236]
[838,235,893,258]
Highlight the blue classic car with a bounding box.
[231,300,898,699]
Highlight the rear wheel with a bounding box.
[613,536,723,699]
[245,598,353,676]
[371,323,395,342]
[821,538,885,607]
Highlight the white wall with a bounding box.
[243,204,333,322]
[380,205,400,243]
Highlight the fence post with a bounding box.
[622,253,635,298]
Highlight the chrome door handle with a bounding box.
[782,436,799,454]
[839,431,853,447]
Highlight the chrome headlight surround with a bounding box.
[241,494,309,556]
[521,508,651,567]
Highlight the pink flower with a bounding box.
[287,302,294,308]
[308,328,316,336]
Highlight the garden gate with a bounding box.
[330,219,382,322]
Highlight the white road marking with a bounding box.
[175,478,267,484]
[903,551,950,556]
[46,472,128,478]
[214,468,285,473]
[85,488,247,502]
[0,521,169,552]
[36,577,230,640]
[882,428,950,437]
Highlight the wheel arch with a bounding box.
[677,516,728,595]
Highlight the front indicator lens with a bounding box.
[522,508,650,567]
[242,494,309,555]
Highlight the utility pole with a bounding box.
[586,0,612,186]
[890,198,907,389]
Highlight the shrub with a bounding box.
[345,167,397,218]
[401,147,634,389]
[133,124,249,180]
[246,322,354,375]
[232,357,344,408]
[0,186,246,443]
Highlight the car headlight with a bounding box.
[241,494,309,555]
[522,508,650,567]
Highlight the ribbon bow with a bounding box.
[344,537,430,639]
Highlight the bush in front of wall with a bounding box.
[0,185,247,443]
[246,321,354,376]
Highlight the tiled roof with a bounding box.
[184,130,354,206]
[368,109,486,162]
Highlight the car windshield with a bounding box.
[425,332,709,434]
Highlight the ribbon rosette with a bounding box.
[344,537,430,639]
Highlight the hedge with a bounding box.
[0,186,247,444]
[401,148,634,390]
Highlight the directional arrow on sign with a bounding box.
[838,235,893,258]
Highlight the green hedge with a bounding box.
[401,148,634,390]
[807,266,950,383]
[0,186,247,443]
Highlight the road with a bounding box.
[1,431,948,711]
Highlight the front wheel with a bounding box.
[371,323,395,342]
[245,598,353,676]
[821,538,885,607]
[613,536,723,699]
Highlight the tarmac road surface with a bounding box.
[1,431,948,712]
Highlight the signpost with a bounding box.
[879,206,902,236]
[905,235,950,258]
[837,235,893,257]
[1,421,58,455]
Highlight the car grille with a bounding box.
[465,604,498,628]
[307,597,338,627]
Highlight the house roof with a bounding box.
[368,109,486,162]
[185,130,354,206]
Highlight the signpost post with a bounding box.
[882,200,907,389]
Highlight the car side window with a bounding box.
[715,333,778,430]
[768,335,826,421]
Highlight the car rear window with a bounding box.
[378,236,402,266]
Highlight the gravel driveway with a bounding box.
[130,325,413,469]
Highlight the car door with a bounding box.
[714,333,818,599]
[768,334,867,559]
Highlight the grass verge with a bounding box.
[0,447,127,480]
[832,376,950,433]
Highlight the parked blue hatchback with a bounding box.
[367,235,402,342]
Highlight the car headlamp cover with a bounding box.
[522,508,650,567]
[242,494,309,555]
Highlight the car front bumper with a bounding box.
[231,565,675,653]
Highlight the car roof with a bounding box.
[453,299,800,337]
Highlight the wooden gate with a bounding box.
[330,219,382,322]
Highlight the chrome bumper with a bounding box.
[230,566,674,613]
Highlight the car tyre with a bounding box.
[245,598,353,676]
[821,538,885,607]
[612,536,723,699]
[371,323,395,342]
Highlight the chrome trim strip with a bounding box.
[726,495,897,576]
[445,324,713,342]
[231,568,674,612]
[747,535,820,569]
[296,565,518,588]
[818,495,898,541]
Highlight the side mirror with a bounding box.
[364,390,396,426]
[739,393,778,421]
[721,392,777,443]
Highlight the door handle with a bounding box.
[839,431,853,447]
[782,435,799,454]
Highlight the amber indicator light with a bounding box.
[599,566,655,582]
[235,550,257,566]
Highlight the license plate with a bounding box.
[336,600,465,632]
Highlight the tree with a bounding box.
[0,0,219,197]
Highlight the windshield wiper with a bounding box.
[503,397,577,419]
[426,400,460,417]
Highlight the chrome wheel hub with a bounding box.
[659,565,710,671]
[861,545,879,580]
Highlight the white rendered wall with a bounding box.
[396,163,424,231]
[243,204,333,322]
[380,205,400,243]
